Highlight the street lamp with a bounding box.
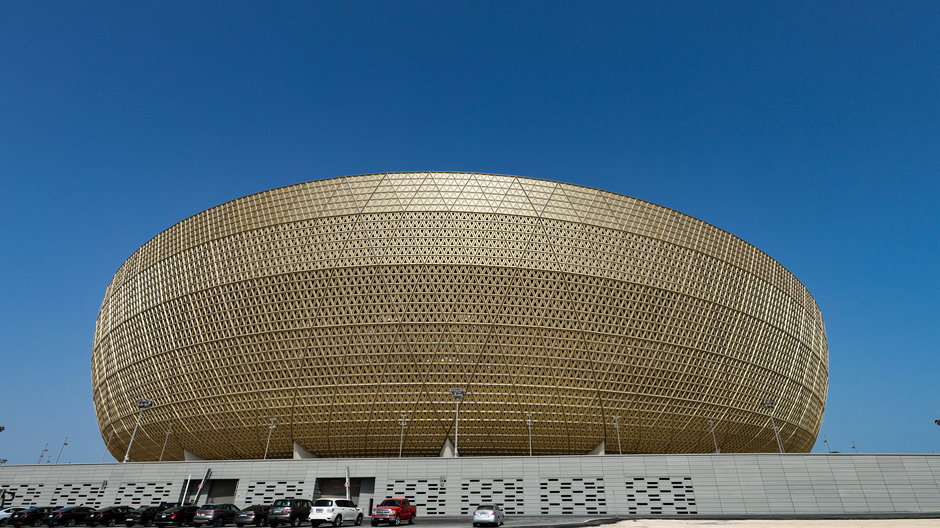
[123,398,155,463]
[708,420,720,453]
[450,388,466,457]
[760,400,785,453]
[37,443,48,464]
[398,414,408,458]
[525,413,534,456]
[611,416,623,455]
[263,419,277,460]
[55,437,69,464]
[159,423,174,462]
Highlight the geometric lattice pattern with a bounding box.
[539,478,607,515]
[384,479,446,515]
[242,482,311,506]
[460,479,525,515]
[113,482,176,507]
[624,477,697,515]
[1,483,45,506]
[92,172,828,460]
[51,483,105,507]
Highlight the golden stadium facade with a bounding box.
[92,172,827,461]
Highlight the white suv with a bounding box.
[309,499,362,527]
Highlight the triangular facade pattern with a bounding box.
[92,173,828,461]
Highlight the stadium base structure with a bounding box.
[2,454,938,516]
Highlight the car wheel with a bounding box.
[369,521,377,527]
[65,520,76,528]
[406,517,412,527]
[214,519,223,528]
[330,517,341,528]
[289,519,299,528]
[107,520,117,528]
[146,521,155,528]
[391,518,399,528]
[353,516,361,527]
[32,521,42,528]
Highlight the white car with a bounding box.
[309,499,362,527]
[471,504,503,527]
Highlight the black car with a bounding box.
[266,500,311,528]
[153,507,197,528]
[10,508,56,528]
[233,506,267,528]
[124,507,167,528]
[44,507,94,527]
[192,505,239,528]
[86,508,133,528]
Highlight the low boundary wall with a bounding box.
[1,454,939,516]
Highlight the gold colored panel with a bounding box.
[92,172,827,461]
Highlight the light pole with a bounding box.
[101,430,116,463]
[263,419,277,460]
[708,420,720,453]
[525,413,534,456]
[450,387,466,457]
[55,436,69,464]
[612,415,623,455]
[159,423,174,462]
[398,414,408,458]
[124,398,155,462]
[761,400,785,453]
[36,443,48,464]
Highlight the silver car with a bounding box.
[471,505,503,527]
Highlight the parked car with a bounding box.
[10,508,57,527]
[266,500,311,528]
[308,499,361,527]
[193,505,239,528]
[1,509,26,527]
[152,507,198,528]
[44,507,94,527]
[124,506,167,527]
[369,499,415,527]
[233,506,268,528]
[86,507,134,528]
[471,505,503,527]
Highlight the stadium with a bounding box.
[92,172,827,461]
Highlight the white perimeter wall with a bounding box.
[1,454,939,516]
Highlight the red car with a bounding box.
[369,499,415,527]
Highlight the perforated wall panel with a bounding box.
[385,480,446,515]
[539,478,607,515]
[242,481,311,506]
[624,477,697,515]
[459,479,525,514]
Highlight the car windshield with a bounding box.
[312,500,333,507]
[475,505,495,510]
[271,500,292,507]
[199,505,218,510]
[378,500,400,507]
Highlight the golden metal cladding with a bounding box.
[92,172,828,460]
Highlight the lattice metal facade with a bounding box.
[91,172,827,461]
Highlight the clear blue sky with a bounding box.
[1,1,938,464]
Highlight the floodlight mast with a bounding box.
[123,398,155,463]
[398,414,408,458]
[451,388,467,457]
[761,400,785,453]
[263,419,277,460]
